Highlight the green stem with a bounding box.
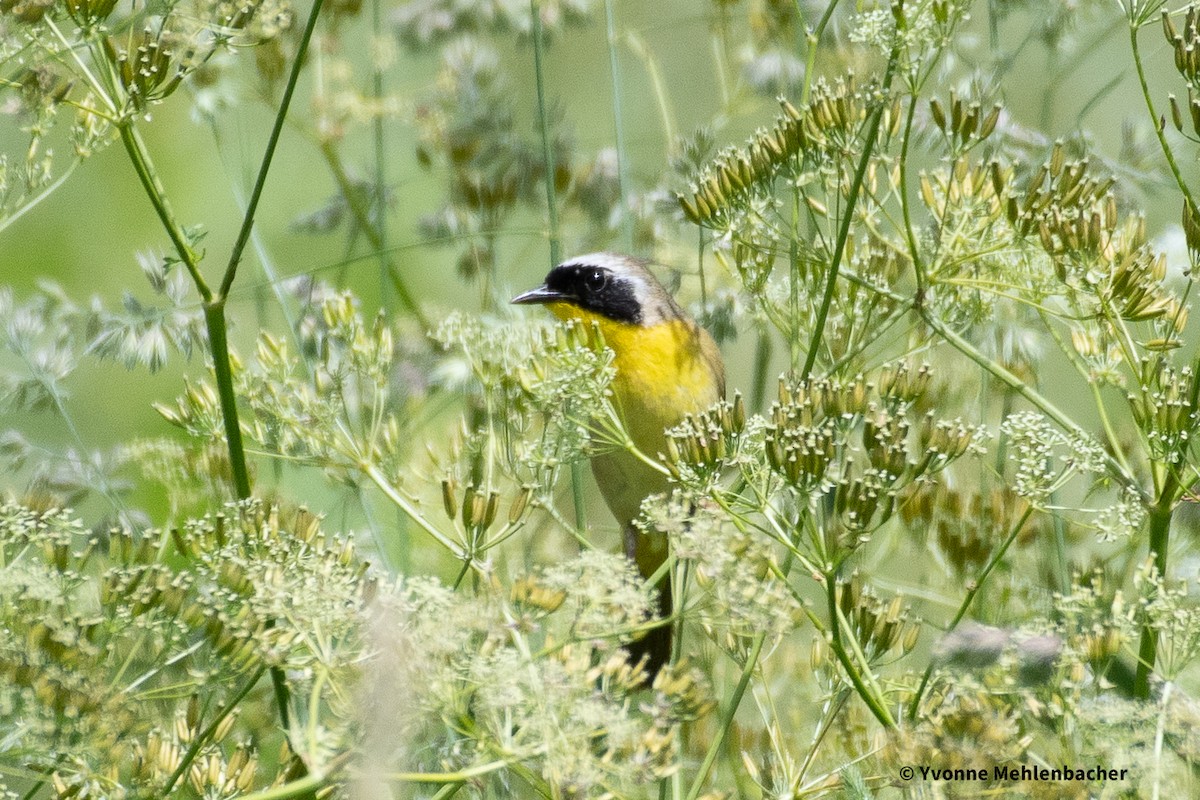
[531,0,561,266]
[372,0,391,304]
[0,157,80,237]
[570,460,588,532]
[604,0,634,252]
[1129,22,1199,218]
[231,752,352,800]
[800,0,841,107]
[162,665,267,795]
[625,31,676,148]
[750,327,772,412]
[1135,496,1175,698]
[365,463,472,560]
[921,310,1143,497]
[221,2,324,753]
[670,561,690,663]
[430,784,466,800]
[683,632,767,800]
[801,36,899,379]
[117,123,209,300]
[907,505,1034,719]
[897,92,925,294]
[712,0,733,107]
[825,573,896,729]
[203,302,253,498]
[1090,381,1135,477]
[118,122,256,508]
[219,0,327,300]
[789,196,802,371]
[391,761,511,783]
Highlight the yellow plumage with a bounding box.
[513,253,725,672]
[544,302,724,573]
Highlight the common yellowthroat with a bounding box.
[513,253,725,672]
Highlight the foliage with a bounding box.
[4,0,1200,798]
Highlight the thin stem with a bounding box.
[390,761,511,783]
[570,460,588,533]
[789,195,802,371]
[711,0,733,107]
[625,31,676,148]
[750,327,772,412]
[430,784,466,800]
[670,561,690,663]
[219,0,326,300]
[801,37,899,379]
[1151,681,1173,800]
[372,0,391,304]
[1135,496,1175,698]
[683,632,767,800]
[203,303,253,499]
[214,0,322,754]
[531,0,561,267]
[1129,22,1199,218]
[364,463,473,561]
[45,17,118,116]
[1128,20,1191,696]
[230,177,305,363]
[117,123,209,301]
[604,0,634,252]
[921,310,1143,498]
[0,157,80,237]
[800,0,841,107]
[825,573,896,728]
[897,92,925,294]
[907,505,1034,719]
[1090,381,1135,477]
[208,309,290,758]
[232,752,352,800]
[162,665,267,795]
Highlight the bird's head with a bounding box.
[511,252,682,327]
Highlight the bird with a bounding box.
[512,252,725,673]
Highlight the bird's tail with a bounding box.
[624,523,673,677]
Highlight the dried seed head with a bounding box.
[1184,200,1200,254]
[930,98,947,131]
[508,485,532,524]
[1164,8,1180,43]
[482,490,500,529]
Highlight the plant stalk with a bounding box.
[1129,23,1198,218]
[530,0,561,267]
[907,505,1034,719]
[684,632,767,800]
[1135,496,1175,698]
[219,0,328,300]
[801,36,899,379]
[203,301,253,498]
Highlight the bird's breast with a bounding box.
[546,303,724,530]
[546,303,724,450]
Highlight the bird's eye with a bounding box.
[584,269,608,293]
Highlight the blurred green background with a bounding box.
[0,0,1193,525]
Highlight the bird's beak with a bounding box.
[511,284,568,305]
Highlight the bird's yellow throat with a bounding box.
[545,302,719,448]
